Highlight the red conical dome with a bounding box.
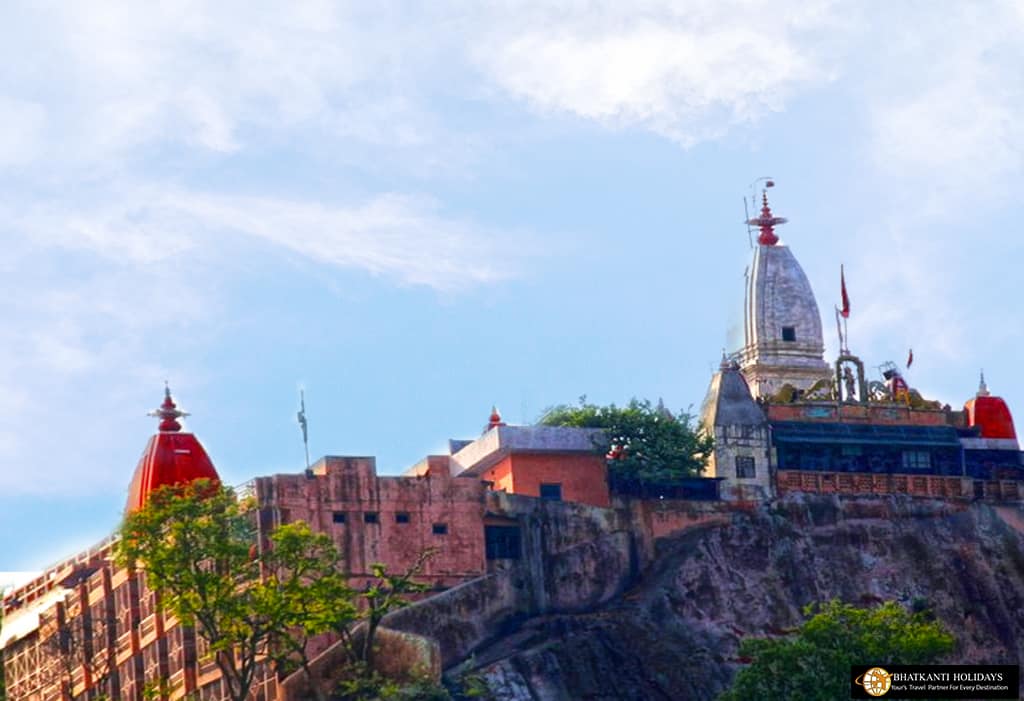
[125,386,221,513]
[964,373,1018,441]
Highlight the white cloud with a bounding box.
[471,1,844,145]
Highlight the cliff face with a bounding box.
[464,497,1024,700]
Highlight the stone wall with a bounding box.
[708,423,773,501]
[381,493,744,671]
[384,573,525,668]
[254,456,488,585]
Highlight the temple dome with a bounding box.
[737,190,830,398]
[125,386,221,513]
[964,375,1017,441]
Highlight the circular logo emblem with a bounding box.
[856,667,892,697]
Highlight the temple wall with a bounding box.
[253,456,489,587]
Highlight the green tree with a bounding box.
[719,600,955,701]
[261,522,357,701]
[117,480,271,701]
[118,480,438,701]
[118,480,359,701]
[539,397,714,485]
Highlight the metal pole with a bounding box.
[298,389,310,471]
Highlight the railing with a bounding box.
[235,479,257,502]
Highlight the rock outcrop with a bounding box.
[458,497,1024,700]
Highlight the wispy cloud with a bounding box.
[11,187,513,289]
[0,181,520,496]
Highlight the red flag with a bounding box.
[907,348,914,368]
[840,265,850,319]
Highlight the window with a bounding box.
[539,483,563,501]
[781,326,797,342]
[902,451,931,471]
[432,523,448,535]
[395,512,410,524]
[485,525,522,560]
[735,455,756,479]
[332,512,346,524]
[364,512,379,524]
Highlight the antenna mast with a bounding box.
[297,389,310,471]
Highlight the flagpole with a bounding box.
[835,306,844,356]
[839,264,851,354]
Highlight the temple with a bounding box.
[3,183,1022,700]
[702,185,1024,501]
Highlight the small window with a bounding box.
[781,326,797,342]
[364,512,379,524]
[432,523,448,535]
[485,525,522,560]
[902,451,931,471]
[539,483,563,501]
[395,512,410,524]
[735,456,756,479]
[332,512,346,524]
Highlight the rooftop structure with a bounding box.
[703,183,1024,501]
[125,386,221,513]
[739,188,832,399]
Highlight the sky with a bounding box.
[2,1,1024,571]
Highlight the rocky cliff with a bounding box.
[458,497,1024,700]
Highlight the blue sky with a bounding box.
[3,1,1024,571]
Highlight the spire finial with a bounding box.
[746,188,788,246]
[486,405,505,432]
[720,349,730,370]
[978,370,990,397]
[149,383,190,432]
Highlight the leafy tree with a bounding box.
[118,479,438,701]
[118,480,268,701]
[262,522,357,701]
[358,551,434,673]
[719,600,955,701]
[539,397,714,485]
[118,480,358,701]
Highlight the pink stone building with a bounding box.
[1,395,614,700]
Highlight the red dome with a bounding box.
[125,387,221,513]
[965,395,1017,440]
